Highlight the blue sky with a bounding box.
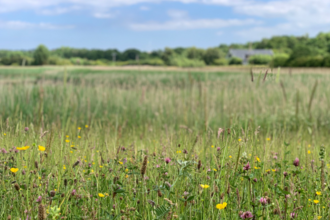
[0,0,329,51]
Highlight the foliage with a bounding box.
[203,48,224,65]
[248,55,273,65]
[229,57,242,65]
[34,45,50,65]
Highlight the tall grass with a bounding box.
[0,67,329,219]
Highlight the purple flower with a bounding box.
[259,197,267,205]
[71,189,76,196]
[217,147,221,151]
[165,181,171,188]
[22,170,26,175]
[207,169,211,172]
[164,172,168,176]
[144,176,149,180]
[243,162,251,171]
[24,127,29,132]
[112,204,116,209]
[290,212,296,218]
[273,155,278,160]
[183,191,189,196]
[240,211,253,219]
[165,158,171,164]
[253,178,257,182]
[156,165,160,168]
[283,171,288,177]
[293,158,299,167]
[36,196,42,203]
[122,158,127,164]
[1,148,8,154]
[88,163,92,168]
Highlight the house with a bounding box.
[228,49,274,65]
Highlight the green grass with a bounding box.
[0,67,329,219]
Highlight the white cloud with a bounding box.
[93,12,117,19]
[167,10,189,19]
[139,6,150,11]
[130,18,260,30]
[0,20,74,29]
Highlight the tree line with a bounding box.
[1,32,330,67]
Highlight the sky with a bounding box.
[0,0,329,51]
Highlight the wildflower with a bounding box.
[10,168,19,173]
[66,135,69,138]
[316,191,321,196]
[254,167,260,170]
[36,196,42,203]
[308,150,311,154]
[314,200,319,204]
[266,137,271,141]
[17,146,30,151]
[1,148,8,154]
[78,127,81,130]
[118,161,123,165]
[70,151,73,153]
[38,146,45,151]
[63,165,66,170]
[240,211,253,219]
[85,125,88,128]
[200,184,210,189]
[238,138,242,142]
[71,189,76,196]
[216,202,227,210]
[290,212,296,218]
[98,193,105,197]
[273,155,278,160]
[272,169,276,172]
[183,191,189,196]
[156,165,160,168]
[243,162,251,171]
[24,127,29,131]
[211,145,214,148]
[100,166,103,168]
[217,147,221,151]
[22,170,26,175]
[255,156,260,162]
[259,197,267,205]
[283,171,288,177]
[253,178,257,182]
[165,158,171,164]
[3,133,6,136]
[213,169,217,171]
[229,155,232,158]
[122,158,127,164]
[144,176,149,180]
[318,216,322,219]
[65,140,70,143]
[125,168,128,172]
[293,158,299,167]
[176,150,181,154]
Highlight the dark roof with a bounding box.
[229,49,274,61]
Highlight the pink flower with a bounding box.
[243,162,251,171]
[259,197,267,205]
[293,158,299,167]
[290,212,296,218]
[240,211,253,219]
[165,158,171,164]
[36,196,42,203]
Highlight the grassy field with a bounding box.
[0,67,329,219]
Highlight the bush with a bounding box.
[203,48,224,65]
[213,58,228,66]
[229,57,242,65]
[271,54,289,67]
[248,55,272,65]
[34,45,49,65]
[169,56,205,67]
[288,56,324,67]
[49,56,73,66]
[323,56,330,67]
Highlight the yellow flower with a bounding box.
[38,146,45,151]
[216,202,227,210]
[318,216,322,219]
[54,189,57,191]
[125,175,129,178]
[78,136,81,138]
[254,167,260,169]
[308,150,311,154]
[200,184,210,189]
[24,166,27,168]
[176,150,181,154]
[314,200,319,204]
[65,140,70,143]
[85,125,88,128]
[78,127,81,130]
[255,156,260,162]
[308,144,311,147]
[4,133,6,136]
[63,166,66,170]
[70,145,75,147]
[66,135,69,138]
[10,168,19,173]
[213,169,217,171]
[105,193,109,196]
[70,151,73,153]
[125,168,128,172]
[99,166,103,168]
[308,199,311,201]
[272,169,276,172]
[229,155,232,158]
[266,137,271,141]
[17,146,30,151]
[38,176,41,180]
[98,193,105,197]
[118,161,123,165]
[238,139,242,142]
[211,145,214,148]
[316,191,321,195]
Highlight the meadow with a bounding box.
[0,66,330,219]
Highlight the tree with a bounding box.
[186,47,205,60]
[203,48,223,65]
[34,45,49,65]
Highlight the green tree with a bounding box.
[203,48,224,65]
[185,47,205,60]
[34,45,49,65]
